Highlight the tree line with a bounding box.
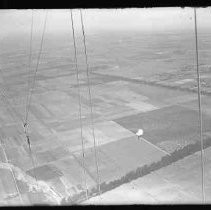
[62,135,211,204]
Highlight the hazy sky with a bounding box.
[0,8,210,38]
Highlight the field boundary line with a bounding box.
[141,137,171,156]
[71,153,98,185]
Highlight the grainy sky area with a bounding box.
[0,7,210,38]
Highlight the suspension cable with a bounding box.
[25,9,34,125]
[25,10,48,129]
[24,9,37,183]
[79,9,101,197]
[0,10,36,181]
[70,9,89,200]
[194,7,205,203]
[24,10,48,184]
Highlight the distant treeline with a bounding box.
[62,136,211,205]
[137,77,211,96]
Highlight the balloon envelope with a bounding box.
[136,129,143,136]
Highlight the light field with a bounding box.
[85,146,211,204]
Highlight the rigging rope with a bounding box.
[79,9,101,197]
[25,9,34,126]
[0,10,47,203]
[25,10,48,129]
[194,7,205,203]
[70,9,89,200]
[23,10,48,184]
[23,9,38,183]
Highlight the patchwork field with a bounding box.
[85,146,211,204]
[114,104,211,153]
[0,30,211,205]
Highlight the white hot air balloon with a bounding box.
[136,129,143,139]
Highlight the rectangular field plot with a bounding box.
[0,168,17,197]
[128,83,196,107]
[0,108,18,125]
[114,105,211,152]
[26,164,63,181]
[137,151,211,202]
[91,81,148,104]
[86,147,211,205]
[127,101,157,112]
[30,135,61,153]
[54,120,134,152]
[98,136,165,172]
[74,147,123,183]
[83,120,134,146]
[0,125,23,139]
[94,104,140,120]
[3,146,33,171]
[29,104,53,120]
[88,81,159,119]
[27,120,53,138]
[35,146,72,165]
[44,101,91,121]
[53,156,97,190]
[181,96,211,117]
[74,136,165,183]
[46,117,100,133]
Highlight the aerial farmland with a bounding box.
[0,8,211,205]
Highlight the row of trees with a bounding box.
[138,76,211,96]
[63,136,211,204]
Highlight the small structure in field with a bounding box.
[136,129,144,139]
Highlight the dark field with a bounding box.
[114,105,211,152]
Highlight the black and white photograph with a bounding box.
[0,7,210,205]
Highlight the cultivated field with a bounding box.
[0,30,211,205]
[85,146,211,204]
